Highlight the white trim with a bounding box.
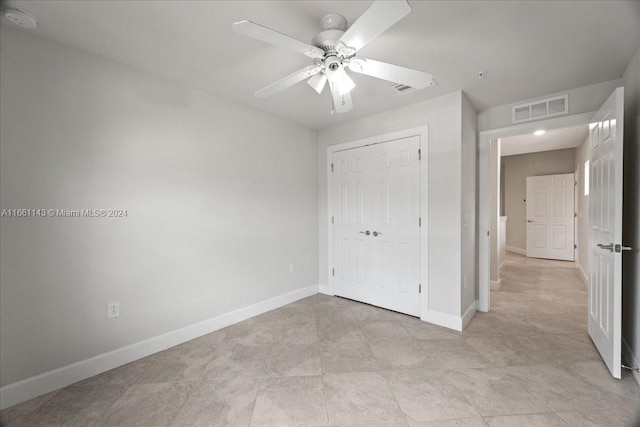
[326,126,429,320]
[506,246,526,255]
[426,309,463,332]
[318,283,333,295]
[462,300,477,329]
[0,284,318,410]
[490,279,502,291]
[478,112,595,312]
[574,165,579,263]
[622,338,640,387]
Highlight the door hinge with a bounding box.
[419,284,422,293]
[419,217,422,227]
[331,216,334,224]
[574,244,577,249]
[418,149,421,160]
[331,163,334,173]
[332,268,335,276]
[574,212,577,218]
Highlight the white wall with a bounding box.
[621,44,640,385]
[0,25,318,391]
[574,135,590,285]
[502,148,576,251]
[318,91,474,326]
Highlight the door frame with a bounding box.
[574,165,579,263]
[326,126,429,320]
[478,112,594,312]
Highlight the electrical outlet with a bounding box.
[289,263,296,273]
[463,275,468,288]
[107,301,120,319]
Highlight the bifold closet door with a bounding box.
[332,136,421,316]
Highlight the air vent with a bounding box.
[512,94,568,123]
[391,83,418,95]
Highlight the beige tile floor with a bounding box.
[2,253,640,426]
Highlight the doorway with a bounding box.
[480,87,626,378]
[478,112,594,312]
[490,127,587,293]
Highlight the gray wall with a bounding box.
[621,44,640,382]
[0,26,318,387]
[502,149,576,251]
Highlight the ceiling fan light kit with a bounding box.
[232,0,436,114]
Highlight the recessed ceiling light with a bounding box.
[4,9,38,29]
[534,130,546,136]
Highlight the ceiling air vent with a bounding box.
[391,83,418,95]
[512,94,568,123]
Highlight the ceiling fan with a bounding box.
[232,0,436,114]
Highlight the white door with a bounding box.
[332,136,421,316]
[525,173,575,261]
[588,87,624,379]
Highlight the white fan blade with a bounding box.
[330,81,353,114]
[255,65,321,98]
[233,20,325,59]
[348,58,436,89]
[338,1,411,52]
[308,73,327,94]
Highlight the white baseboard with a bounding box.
[425,309,464,332]
[577,262,589,289]
[490,279,501,291]
[506,246,526,255]
[461,301,477,329]
[622,337,640,387]
[0,284,319,410]
[318,283,333,295]
[499,259,507,273]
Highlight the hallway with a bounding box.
[472,252,640,424]
[2,254,640,426]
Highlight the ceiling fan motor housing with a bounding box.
[311,13,348,52]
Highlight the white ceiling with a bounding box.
[1,1,639,130]
[500,125,589,157]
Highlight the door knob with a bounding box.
[527,220,534,223]
[359,230,370,236]
[373,231,382,237]
[597,243,614,252]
